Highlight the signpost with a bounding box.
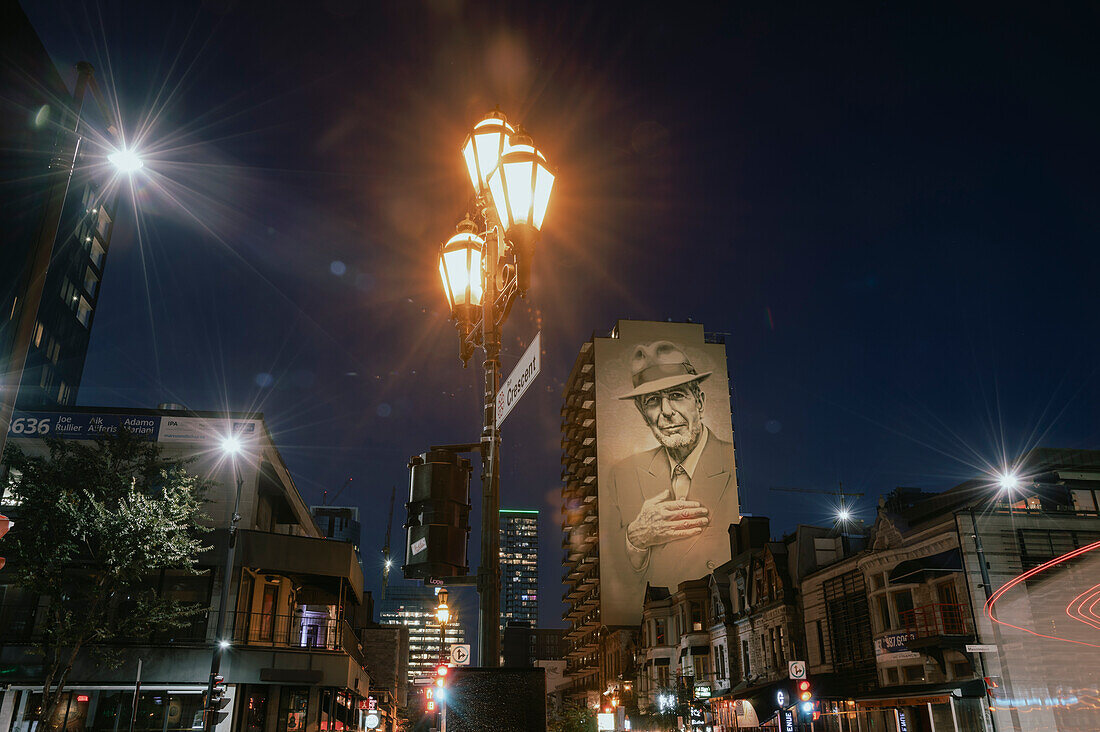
[495,332,541,427]
[450,644,471,666]
[788,660,806,679]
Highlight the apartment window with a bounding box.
[90,238,106,268]
[875,595,892,631]
[886,667,899,685]
[903,665,926,683]
[893,590,915,628]
[952,661,972,679]
[77,297,92,327]
[777,626,786,665]
[691,602,704,631]
[815,620,826,664]
[655,617,666,645]
[33,322,45,347]
[83,266,99,297]
[742,640,751,678]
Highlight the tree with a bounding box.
[547,703,596,732]
[3,432,211,724]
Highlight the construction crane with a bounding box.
[381,486,396,600]
[322,476,354,506]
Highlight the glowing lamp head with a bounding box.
[997,471,1020,492]
[837,508,851,522]
[436,587,451,625]
[439,218,484,325]
[108,148,143,173]
[384,559,393,569]
[221,435,242,456]
[486,126,554,295]
[462,109,514,194]
[219,640,231,649]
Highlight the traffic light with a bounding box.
[0,514,11,570]
[404,450,472,579]
[797,679,815,720]
[208,675,228,708]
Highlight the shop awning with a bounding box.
[888,548,962,584]
[855,679,986,705]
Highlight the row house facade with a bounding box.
[0,407,379,732]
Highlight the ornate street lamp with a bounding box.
[439,217,485,364]
[462,109,514,194]
[435,110,553,669]
[485,126,555,295]
[436,588,451,661]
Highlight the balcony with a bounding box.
[899,603,973,650]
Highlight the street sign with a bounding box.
[788,660,807,679]
[495,331,541,427]
[363,711,380,730]
[693,684,711,699]
[966,644,998,653]
[450,644,471,665]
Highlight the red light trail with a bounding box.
[986,538,1100,648]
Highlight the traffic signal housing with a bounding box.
[404,450,471,579]
[798,680,814,720]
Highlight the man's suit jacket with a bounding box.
[601,429,738,625]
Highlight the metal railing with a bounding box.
[231,611,342,650]
[899,602,971,639]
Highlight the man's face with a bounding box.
[637,384,705,451]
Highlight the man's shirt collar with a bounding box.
[666,427,708,479]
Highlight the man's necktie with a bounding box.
[672,464,690,500]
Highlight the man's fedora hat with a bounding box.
[618,340,711,399]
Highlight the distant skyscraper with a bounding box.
[1,5,120,410]
[500,508,539,630]
[379,582,466,678]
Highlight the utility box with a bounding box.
[445,668,546,732]
[404,449,471,579]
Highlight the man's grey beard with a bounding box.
[650,419,703,452]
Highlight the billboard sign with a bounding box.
[7,411,261,447]
[594,321,740,626]
[874,632,920,660]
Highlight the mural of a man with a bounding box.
[603,340,737,604]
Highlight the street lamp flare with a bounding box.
[108,147,143,173]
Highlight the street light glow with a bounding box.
[219,640,230,649]
[837,508,852,522]
[221,435,242,455]
[108,148,143,173]
[997,471,1020,491]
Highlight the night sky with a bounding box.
[23,1,1100,635]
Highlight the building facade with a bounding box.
[500,508,539,630]
[1,6,119,410]
[560,321,740,709]
[377,582,465,681]
[0,406,372,732]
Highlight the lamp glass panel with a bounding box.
[486,166,510,229]
[502,158,535,226]
[462,143,479,192]
[474,130,504,189]
[441,235,483,307]
[532,164,555,230]
[438,259,453,309]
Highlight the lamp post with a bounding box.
[436,588,451,661]
[438,110,554,667]
[204,435,246,732]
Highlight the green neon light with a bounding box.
[500,509,539,514]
